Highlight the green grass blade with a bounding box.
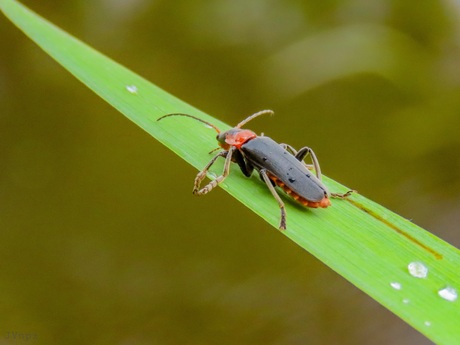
[1,1,459,343]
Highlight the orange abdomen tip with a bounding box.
[319,197,331,208]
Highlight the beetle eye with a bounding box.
[216,133,226,143]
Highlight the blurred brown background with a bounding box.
[1,0,460,344]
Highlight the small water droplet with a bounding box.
[204,124,213,129]
[262,157,268,161]
[402,298,410,304]
[288,178,296,183]
[438,286,458,302]
[126,85,138,94]
[408,261,428,278]
[390,282,402,290]
[424,321,431,327]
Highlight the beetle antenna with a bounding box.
[157,113,221,133]
[208,147,221,154]
[236,109,274,128]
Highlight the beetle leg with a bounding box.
[280,143,298,155]
[194,146,235,195]
[281,144,322,178]
[295,148,355,198]
[259,169,287,230]
[280,145,354,199]
[259,173,276,186]
[293,146,323,180]
[331,190,356,198]
[280,143,314,170]
[233,149,254,177]
[193,150,227,194]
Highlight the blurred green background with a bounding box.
[1,0,460,344]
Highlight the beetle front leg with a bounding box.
[193,147,235,195]
[259,169,287,230]
[193,150,227,194]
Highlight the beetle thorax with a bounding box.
[217,128,257,149]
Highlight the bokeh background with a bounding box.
[1,0,460,344]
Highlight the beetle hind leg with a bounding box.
[331,190,356,199]
[259,169,287,230]
[280,144,356,201]
[280,143,297,154]
[280,144,322,180]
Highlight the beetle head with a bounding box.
[157,110,273,150]
[217,128,257,149]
